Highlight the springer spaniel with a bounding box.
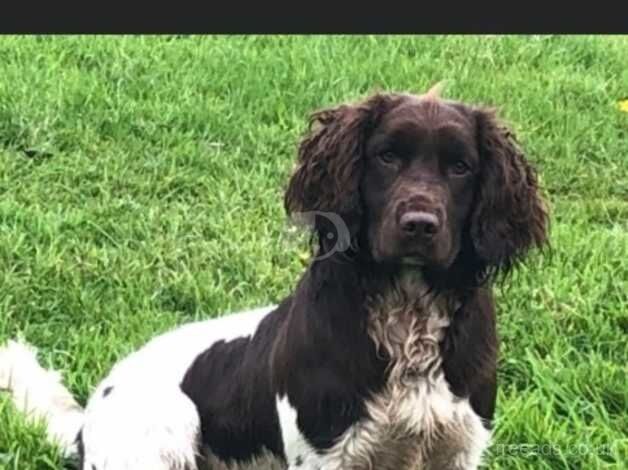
[0,86,548,469]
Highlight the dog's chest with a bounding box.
[280,276,490,469]
[320,279,476,470]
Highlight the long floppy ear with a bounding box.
[470,108,549,277]
[284,94,393,240]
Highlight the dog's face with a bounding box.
[285,89,548,283]
[361,96,478,269]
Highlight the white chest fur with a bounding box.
[281,273,491,470]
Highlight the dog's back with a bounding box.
[0,305,278,469]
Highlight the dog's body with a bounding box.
[0,88,548,469]
[1,277,492,470]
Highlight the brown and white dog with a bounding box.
[0,86,548,469]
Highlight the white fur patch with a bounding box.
[0,340,84,455]
[276,395,319,469]
[81,385,201,470]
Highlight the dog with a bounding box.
[0,85,548,469]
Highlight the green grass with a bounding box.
[0,35,626,469]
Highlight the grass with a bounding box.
[0,35,626,469]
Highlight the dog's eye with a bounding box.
[377,151,397,165]
[450,160,471,175]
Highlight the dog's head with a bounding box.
[285,87,548,284]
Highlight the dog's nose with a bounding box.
[399,211,440,238]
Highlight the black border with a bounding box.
[1,3,626,34]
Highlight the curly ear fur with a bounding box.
[284,94,396,239]
[284,105,366,217]
[470,108,549,278]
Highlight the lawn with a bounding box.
[0,35,626,469]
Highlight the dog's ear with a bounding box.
[284,94,394,238]
[470,108,549,277]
